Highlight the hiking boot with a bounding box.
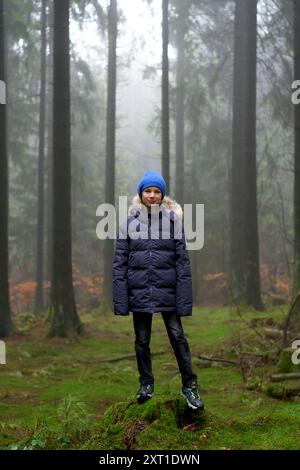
[182,382,205,410]
[136,383,154,403]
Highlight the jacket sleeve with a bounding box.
[174,223,193,316]
[112,220,130,315]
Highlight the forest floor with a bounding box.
[1,304,300,450]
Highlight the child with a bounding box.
[112,171,204,410]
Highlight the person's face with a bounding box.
[141,187,163,208]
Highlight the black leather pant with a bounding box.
[133,311,197,388]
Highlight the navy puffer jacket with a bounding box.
[112,195,193,316]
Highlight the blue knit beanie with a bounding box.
[137,171,167,199]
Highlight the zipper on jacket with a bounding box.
[148,212,153,306]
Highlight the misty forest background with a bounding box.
[1,0,300,451]
[1,0,300,336]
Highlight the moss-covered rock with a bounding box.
[246,377,300,400]
[265,382,300,400]
[82,396,208,450]
[278,348,300,373]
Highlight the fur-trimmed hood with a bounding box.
[130,194,183,219]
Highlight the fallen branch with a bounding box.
[270,372,300,382]
[196,355,238,365]
[264,328,287,340]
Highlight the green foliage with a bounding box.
[1,307,300,450]
[56,395,92,443]
[8,395,92,450]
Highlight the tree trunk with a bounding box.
[49,0,83,337]
[34,0,47,315]
[102,0,117,312]
[188,109,201,304]
[293,0,300,303]
[175,1,185,207]
[230,0,263,310]
[46,1,53,295]
[0,0,13,338]
[162,0,170,191]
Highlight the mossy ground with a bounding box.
[1,305,300,450]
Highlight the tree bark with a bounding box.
[49,0,83,337]
[230,0,263,310]
[293,0,300,303]
[175,1,186,207]
[102,0,117,312]
[0,0,13,338]
[34,0,47,315]
[46,1,53,295]
[162,0,170,190]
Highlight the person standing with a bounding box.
[112,171,204,410]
